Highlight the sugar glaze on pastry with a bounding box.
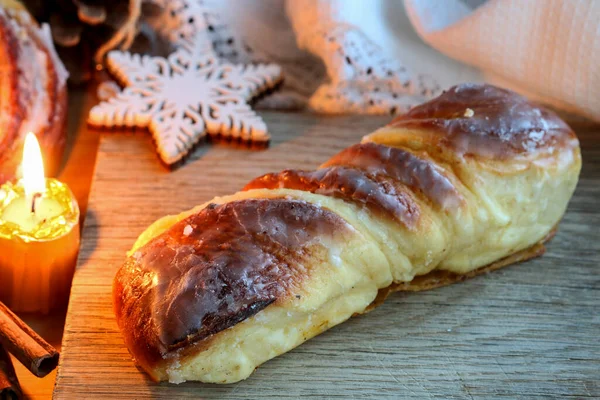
[113,84,581,384]
[0,0,68,183]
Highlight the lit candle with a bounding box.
[0,133,80,314]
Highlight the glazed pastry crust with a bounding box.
[113,84,581,384]
[0,0,68,183]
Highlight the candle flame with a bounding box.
[22,132,46,198]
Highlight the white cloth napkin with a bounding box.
[405,0,600,122]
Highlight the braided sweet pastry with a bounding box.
[0,0,68,183]
[114,84,581,384]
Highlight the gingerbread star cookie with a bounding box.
[88,38,282,166]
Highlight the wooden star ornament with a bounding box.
[88,38,283,166]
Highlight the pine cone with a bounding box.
[21,0,144,83]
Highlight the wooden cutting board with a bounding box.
[53,113,600,399]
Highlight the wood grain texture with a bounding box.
[54,113,600,399]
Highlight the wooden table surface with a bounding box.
[50,112,599,399]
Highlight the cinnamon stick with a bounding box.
[0,302,58,378]
[0,344,21,400]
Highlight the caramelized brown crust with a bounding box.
[386,83,577,159]
[114,198,354,370]
[323,143,464,209]
[0,11,22,180]
[245,166,421,229]
[0,7,67,183]
[245,142,467,229]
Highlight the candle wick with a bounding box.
[31,193,42,214]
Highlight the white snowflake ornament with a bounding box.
[88,37,282,166]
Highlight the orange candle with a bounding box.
[0,133,79,314]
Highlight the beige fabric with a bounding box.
[406,0,600,122]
